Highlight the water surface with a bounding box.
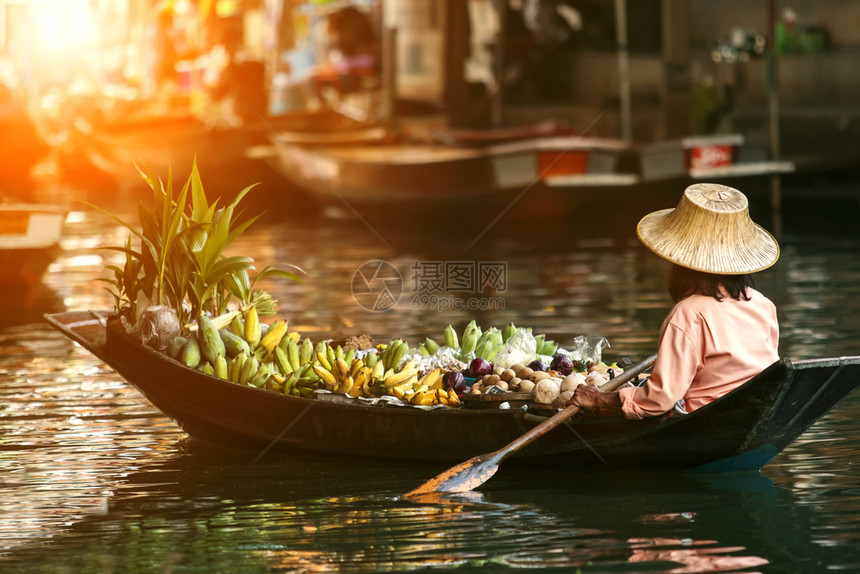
[2,179,860,572]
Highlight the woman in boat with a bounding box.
[569,183,780,418]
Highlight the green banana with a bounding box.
[365,351,378,368]
[240,355,259,385]
[281,372,297,395]
[220,329,250,357]
[534,334,546,354]
[249,374,268,388]
[502,322,517,343]
[382,339,401,370]
[540,339,558,356]
[228,351,244,382]
[300,338,314,365]
[286,338,301,371]
[424,337,440,355]
[418,343,429,356]
[388,340,408,371]
[476,327,496,350]
[275,347,294,375]
[181,337,201,369]
[343,348,355,365]
[460,327,479,356]
[474,340,492,360]
[444,325,459,350]
[314,340,326,359]
[229,315,244,338]
[200,362,214,376]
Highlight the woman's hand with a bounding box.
[566,384,624,417]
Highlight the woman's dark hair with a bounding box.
[668,264,755,303]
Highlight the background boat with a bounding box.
[70,108,377,199]
[0,200,65,288]
[265,128,639,225]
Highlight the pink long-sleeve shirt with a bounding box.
[618,287,779,419]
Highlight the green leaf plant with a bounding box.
[93,160,304,333]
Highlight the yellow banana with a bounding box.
[447,388,461,405]
[333,358,350,382]
[244,306,261,349]
[384,366,420,388]
[434,388,450,405]
[313,364,337,389]
[353,367,368,389]
[337,375,354,395]
[388,374,418,392]
[260,320,289,352]
[214,354,228,380]
[317,351,332,371]
[411,391,427,405]
[372,361,385,381]
[361,369,375,396]
[418,368,443,389]
[349,358,365,379]
[288,331,301,344]
[428,374,445,391]
[392,386,407,400]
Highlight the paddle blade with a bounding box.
[404,453,500,498]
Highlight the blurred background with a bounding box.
[0,0,857,199]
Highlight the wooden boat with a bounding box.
[71,108,377,195]
[46,310,860,473]
[265,132,638,222]
[0,201,65,287]
[637,134,795,183]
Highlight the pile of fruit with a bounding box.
[164,311,618,409]
[100,163,619,411]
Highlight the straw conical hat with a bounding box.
[636,183,779,274]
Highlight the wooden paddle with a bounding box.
[404,353,658,497]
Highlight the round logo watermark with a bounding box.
[351,260,403,312]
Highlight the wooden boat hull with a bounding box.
[266,134,638,223]
[45,311,860,472]
[71,109,369,196]
[0,203,65,287]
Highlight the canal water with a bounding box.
[2,175,860,573]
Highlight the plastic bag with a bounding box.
[493,329,538,369]
[561,335,609,364]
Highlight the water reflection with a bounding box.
[2,448,844,573]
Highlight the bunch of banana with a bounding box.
[394,367,443,405]
[534,334,559,356]
[378,338,409,371]
[312,353,374,397]
[474,327,506,361]
[459,320,482,358]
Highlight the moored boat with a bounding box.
[0,200,65,287]
[265,132,638,223]
[638,133,795,183]
[45,310,860,473]
[71,108,375,197]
